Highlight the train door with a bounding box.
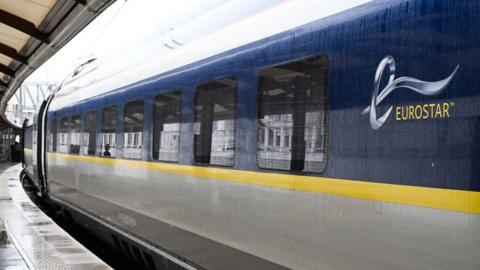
[21,119,26,164]
[31,110,40,185]
[34,97,51,195]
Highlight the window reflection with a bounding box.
[257,55,328,173]
[153,91,181,162]
[101,106,117,157]
[194,77,236,166]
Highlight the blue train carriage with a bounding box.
[22,1,479,270]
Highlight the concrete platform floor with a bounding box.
[0,163,111,270]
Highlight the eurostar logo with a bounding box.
[361,56,459,129]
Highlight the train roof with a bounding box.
[50,0,375,111]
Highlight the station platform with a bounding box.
[0,163,111,270]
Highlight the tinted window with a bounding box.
[59,117,69,153]
[70,115,81,154]
[101,106,117,157]
[123,100,144,159]
[49,119,57,152]
[153,91,181,162]
[84,111,96,155]
[257,55,328,173]
[194,77,236,166]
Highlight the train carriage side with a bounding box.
[42,1,480,270]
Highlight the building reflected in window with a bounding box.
[123,100,144,160]
[101,106,117,157]
[153,91,181,162]
[58,117,69,153]
[194,77,236,166]
[257,55,328,173]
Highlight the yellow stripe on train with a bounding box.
[46,152,480,215]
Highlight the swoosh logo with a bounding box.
[361,56,459,129]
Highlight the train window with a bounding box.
[256,55,328,173]
[83,111,96,155]
[101,106,117,157]
[123,100,144,159]
[49,119,57,152]
[153,91,181,162]
[194,77,236,166]
[59,117,69,153]
[70,115,81,154]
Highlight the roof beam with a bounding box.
[0,9,49,43]
[0,64,15,78]
[0,43,28,64]
[73,0,87,5]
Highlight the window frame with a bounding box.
[69,114,81,154]
[152,90,182,163]
[122,99,145,160]
[59,116,69,153]
[49,118,57,152]
[100,105,118,158]
[193,76,238,167]
[254,54,329,174]
[84,110,97,156]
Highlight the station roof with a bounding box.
[0,0,115,130]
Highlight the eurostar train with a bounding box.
[22,0,480,269]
